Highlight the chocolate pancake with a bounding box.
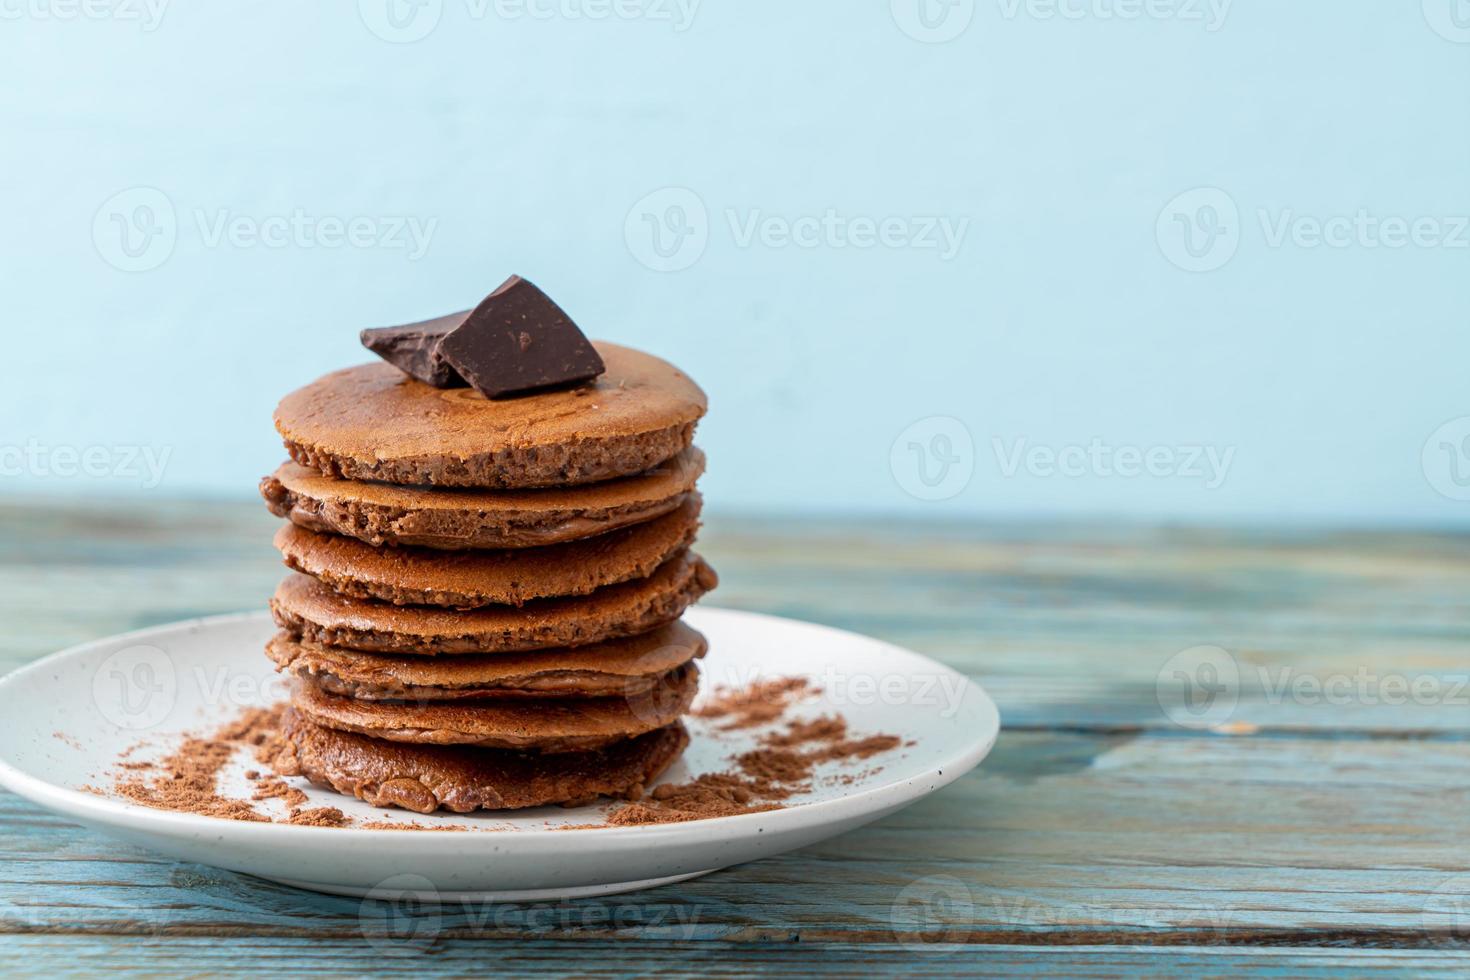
[274,343,706,489]
[265,621,707,700]
[272,709,688,813]
[260,447,705,551]
[273,496,701,609]
[288,663,699,753]
[270,551,717,655]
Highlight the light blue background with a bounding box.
[3,1,1467,523]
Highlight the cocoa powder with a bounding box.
[113,706,336,825]
[107,677,902,831]
[359,820,470,831]
[114,710,281,823]
[692,676,817,730]
[808,733,903,763]
[606,774,784,825]
[286,806,351,827]
[759,715,847,748]
[251,773,309,809]
[604,699,902,826]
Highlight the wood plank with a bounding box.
[702,520,1470,733]
[3,498,1469,963]
[3,500,1467,732]
[3,937,1470,978]
[2,732,1467,944]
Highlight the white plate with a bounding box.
[0,608,998,901]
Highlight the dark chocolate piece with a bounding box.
[360,312,470,387]
[437,276,605,399]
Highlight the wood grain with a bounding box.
[4,937,1470,978]
[2,498,1468,974]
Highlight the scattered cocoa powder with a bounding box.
[359,820,470,831]
[227,707,292,770]
[603,693,902,826]
[102,677,903,831]
[808,733,902,763]
[692,676,818,730]
[759,715,847,748]
[286,806,350,827]
[733,748,809,797]
[111,705,334,825]
[606,773,783,825]
[251,773,308,809]
[115,731,270,822]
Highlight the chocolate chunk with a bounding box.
[437,276,605,399]
[361,312,469,387]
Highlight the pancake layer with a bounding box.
[265,622,706,701]
[260,448,704,550]
[272,709,689,813]
[270,552,717,655]
[274,343,706,488]
[273,496,700,609]
[289,663,698,753]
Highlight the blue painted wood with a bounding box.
[3,937,1470,978]
[3,499,1470,973]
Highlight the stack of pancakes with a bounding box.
[259,343,717,814]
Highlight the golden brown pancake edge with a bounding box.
[264,622,707,700]
[288,663,699,753]
[269,551,718,655]
[274,343,707,488]
[272,709,689,813]
[272,495,701,609]
[259,447,705,550]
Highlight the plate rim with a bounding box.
[0,606,1000,849]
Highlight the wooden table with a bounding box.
[2,500,1468,976]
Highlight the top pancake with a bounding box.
[274,342,706,489]
[260,447,704,550]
